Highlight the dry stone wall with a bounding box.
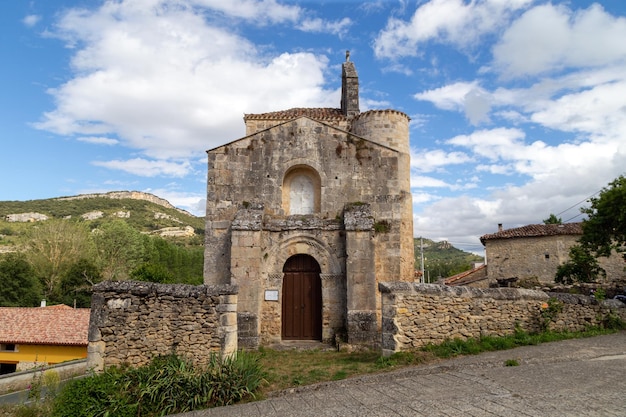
[380,283,626,355]
[87,281,237,371]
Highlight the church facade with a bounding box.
[203,56,414,348]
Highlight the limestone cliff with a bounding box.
[55,191,193,217]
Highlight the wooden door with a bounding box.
[282,254,322,340]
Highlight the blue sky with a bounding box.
[2,0,626,254]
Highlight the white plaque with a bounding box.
[265,290,279,301]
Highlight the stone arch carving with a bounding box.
[263,234,343,277]
[282,165,321,215]
[262,234,345,343]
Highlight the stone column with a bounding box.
[230,205,264,349]
[344,203,378,345]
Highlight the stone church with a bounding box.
[203,54,414,348]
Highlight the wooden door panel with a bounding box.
[282,255,321,340]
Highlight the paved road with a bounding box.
[176,331,626,417]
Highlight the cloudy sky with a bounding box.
[2,0,625,254]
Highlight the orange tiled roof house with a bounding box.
[480,223,625,286]
[0,305,90,374]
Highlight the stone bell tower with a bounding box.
[341,51,359,119]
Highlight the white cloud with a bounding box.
[530,80,626,139]
[298,17,352,36]
[412,132,626,252]
[493,3,626,78]
[184,0,301,24]
[374,0,533,59]
[92,158,192,177]
[23,15,41,27]
[411,174,450,188]
[415,81,492,124]
[78,136,119,145]
[416,68,626,145]
[410,148,471,172]
[447,128,528,162]
[412,192,438,205]
[463,88,492,125]
[34,1,337,161]
[415,81,477,111]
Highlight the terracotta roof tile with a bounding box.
[444,264,487,286]
[0,305,90,346]
[354,109,411,120]
[244,107,346,121]
[480,223,582,245]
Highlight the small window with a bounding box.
[0,344,17,352]
[544,253,550,259]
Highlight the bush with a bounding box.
[52,352,265,417]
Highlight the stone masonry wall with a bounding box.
[380,282,626,355]
[486,235,576,283]
[486,235,625,284]
[87,281,238,371]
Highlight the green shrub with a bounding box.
[602,311,626,330]
[52,366,135,417]
[205,351,266,407]
[539,298,563,331]
[52,352,265,417]
[593,288,606,301]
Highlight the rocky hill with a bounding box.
[54,191,193,216]
[414,238,484,281]
[0,191,204,252]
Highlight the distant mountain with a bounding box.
[414,238,484,282]
[0,192,206,306]
[0,191,204,251]
[55,191,194,216]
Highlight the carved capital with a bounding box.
[320,274,343,282]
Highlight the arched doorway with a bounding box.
[282,254,322,340]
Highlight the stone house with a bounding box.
[203,55,414,348]
[480,223,625,285]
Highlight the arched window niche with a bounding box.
[282,165,321,215]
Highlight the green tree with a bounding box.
[579,175,626,261]
[142,236,204,284]
[555,175,626,283]
[555,245,605,284]
[59,258,102,307]
[26,220,93,299]
[0,253,42,306]
[92,220,145,280]
[543,214,562,224]
[131,263,174,283]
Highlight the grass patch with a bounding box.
[422,326,617,360]
[256,347,431,395]
[504,359,520,366]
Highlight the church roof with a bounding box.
[244,107,410,122]
[480,223,582,245]
[244,107,346,122]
